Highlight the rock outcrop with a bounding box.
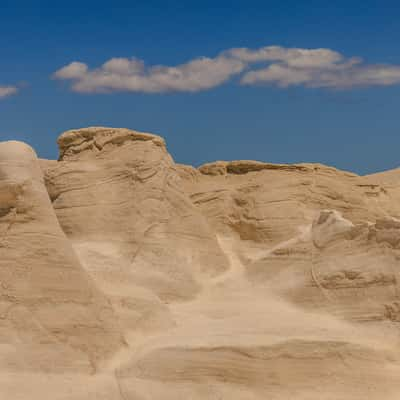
[42,127,228,340]
[0,140,125,398]
[2,127,400,399]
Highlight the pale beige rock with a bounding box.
[0,141,125,398]
[2,128,400,399]
[42,127,228,342]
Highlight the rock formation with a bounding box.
[1,127,400,399]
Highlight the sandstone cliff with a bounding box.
[1,127,400,399]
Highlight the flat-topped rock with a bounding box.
[198,159,358,176]
[57,126,166,160]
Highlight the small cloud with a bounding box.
[53,62,88,79]
[0,86,18,99]
[53,46,400,93]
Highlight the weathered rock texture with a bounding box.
[2,127,400,399]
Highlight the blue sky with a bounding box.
[1,0,400,174]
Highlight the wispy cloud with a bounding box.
[53,46,400,93]
[0,86,18,99]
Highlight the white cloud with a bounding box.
[0,86,18,99]
[238,48,400,88]
[53,46,400,93]
[54,56,245,93]
[227,46,344,68]
[54,62,88,79]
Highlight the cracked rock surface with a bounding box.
[2,127,400,399]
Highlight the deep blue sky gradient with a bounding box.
[1,0,399,174]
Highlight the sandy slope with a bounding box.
[1,127,400,399]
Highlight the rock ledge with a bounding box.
[57,126,166,160]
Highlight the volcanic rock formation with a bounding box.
[1,127,400,399]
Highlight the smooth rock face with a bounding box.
[0,141,124,391]
[3,127,400,399]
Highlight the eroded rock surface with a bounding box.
[2,127,400,399]
[0,141,125,398]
